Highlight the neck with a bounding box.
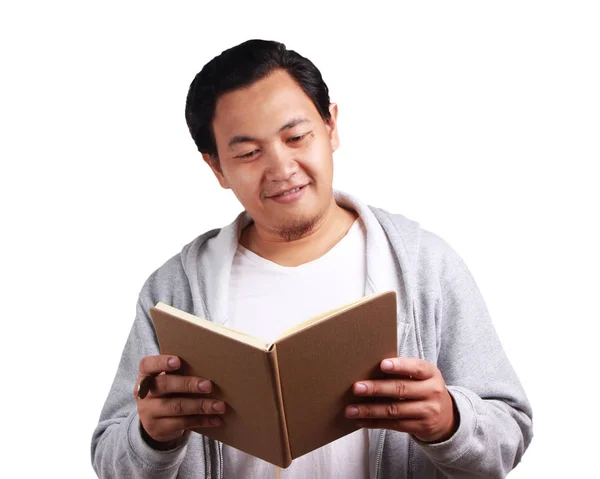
[240,198,358,267]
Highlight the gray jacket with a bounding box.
[91,191,533,478]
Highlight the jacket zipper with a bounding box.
[218,441,223,479]
[203,437,212,478]
[374,429,385,479]
[407,438,414,478]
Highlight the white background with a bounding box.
[1,1,598,477]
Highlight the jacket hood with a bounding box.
[178,189,421,331]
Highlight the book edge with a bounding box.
[275,290,394,341]
[267,345,293,467]
[152,303,269,351]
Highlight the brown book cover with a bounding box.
[149,290,397,468]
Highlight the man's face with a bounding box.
[204,69,339,240]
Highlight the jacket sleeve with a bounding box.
[90,298,195,478]
[411,231,533,478]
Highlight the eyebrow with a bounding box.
[227,116,311,149]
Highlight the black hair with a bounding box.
[185,39,331,159]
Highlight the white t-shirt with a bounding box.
[224,218,369,479]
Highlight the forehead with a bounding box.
[212,69,321,140]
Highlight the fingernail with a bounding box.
[355,383,367,393]
[381,360,394,371]
[198,380,211,392]
[346,406,359,417]
[168,357,180,369]
[212,401,226,413]
[209,417,221,426]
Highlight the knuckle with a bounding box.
[394,381,407,399]
[369,382,379,395]
[426,402,441,417]
[386,403,401,418]
[432,383,445,398]
[154,375,168,394]
[199,399,212,415]
[169,399,184,416]
[185,377,196,393]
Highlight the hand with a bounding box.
[135,355,226,449]
[345,358,458,443]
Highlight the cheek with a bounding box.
[228,165,263,197]
[305,141,333,175]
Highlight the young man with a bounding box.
[91,40,533,478]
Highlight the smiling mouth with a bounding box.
[267,184,307,198]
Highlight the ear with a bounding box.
[325,103,340,152]
[202,153,230,189]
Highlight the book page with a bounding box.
[275,292,383,341]
[273,290,397,459]
[154,303,269,350]
[150,305,291,467]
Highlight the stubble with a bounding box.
[274,211,324,242]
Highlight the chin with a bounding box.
[273,210,323,242]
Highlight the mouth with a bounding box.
[266,184,308,198]
[265,184,309,204]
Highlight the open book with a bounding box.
[149,290,397,468]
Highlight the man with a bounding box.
[91,39,533,478]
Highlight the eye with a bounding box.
[287,132,309,144]
[237,149,258,159]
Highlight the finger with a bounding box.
[380,357,436,380]
[355,418,423,435]
[151,375,213,396]
[154,397,227,418]
[159,415,222,431]
[135,373,166,400]
[345,401,425,420]
[145,415,222,442]
[180,414,222,428]
[353,378,431,400]
[139,355,182,376]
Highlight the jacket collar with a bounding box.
[191,190,405,326]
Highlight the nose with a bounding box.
[263,145,298,182]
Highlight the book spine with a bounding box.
[266,344,292,466]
